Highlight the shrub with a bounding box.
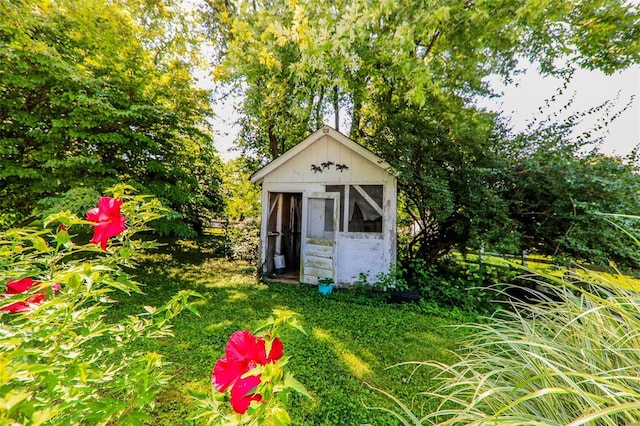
[227,218,261,263]
[400,258,506,314]
[0,185,200,425]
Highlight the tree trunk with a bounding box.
[268,124,279,159]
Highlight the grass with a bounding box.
[106,238,468,425]
[456,251,640,292]
[383,270,640,425]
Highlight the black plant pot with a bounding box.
[388,289,421,304]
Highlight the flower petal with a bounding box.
[267,337,284,362]
[1,301,30,313]
[6,278,37,294]
[229,375,262,414]
[25,293,45,304]
[226,330,265,363]
[98,196,123,216]
[2,279,49,313]
[86,207,99,222]
[212,356,244,392]
[86,197,126,251]
[90,223,113,250]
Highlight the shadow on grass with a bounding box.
[151,235,230,264]
[109,238,465,425]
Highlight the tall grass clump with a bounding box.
[368,211,640,425]
[372,268,640,425]
[433,275,640,424]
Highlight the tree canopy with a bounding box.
[204,0,639,155]
[0,0,223,235]
[201,0,640,266]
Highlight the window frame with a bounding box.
[325,184,384,235]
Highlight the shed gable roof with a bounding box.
[250,126,391,184]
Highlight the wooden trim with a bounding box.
[352,185,383,217]
[249,125,393,184]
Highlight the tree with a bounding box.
[221,158,261,221]
[204,0,639,145]
[201,0,640,263]
[0,0,223,234]
[503,120,640,268]
[364,91,517,264]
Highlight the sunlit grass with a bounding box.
[457,251,640,291]
[134,238,640,424]
[107,236,466,425]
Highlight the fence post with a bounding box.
[522,250,528,266]
[224,219,230,260]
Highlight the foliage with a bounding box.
[0,0,223,235]
[221,159,261,221]
[103,239,467,425]
[204,0,640,155]
[367,95,516,264]
[192,310,310,425]
[0,185,200,425]
[201,0,640,264]
[374,275,640,425]
[503,127,640,268]
[369,221,640,424]
[377,258,513,315]
[200,1,331,160]
[227,218,261,264]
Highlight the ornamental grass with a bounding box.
[378,269,640,425]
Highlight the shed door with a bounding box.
[301,192,339,284]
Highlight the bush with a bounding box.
[401,258,508,314]
[227,218,260,263]
[0,185,200,425]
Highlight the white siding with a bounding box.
[258,130,397,286]
[263,136,393,185]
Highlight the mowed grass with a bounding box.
[106,238,466,425]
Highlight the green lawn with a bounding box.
[107,238,467,425]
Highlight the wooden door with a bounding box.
[301,192,339,284]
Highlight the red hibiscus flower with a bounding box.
[211,330,284,414]
[86,197,126,250]
[5,277,38,294]
[1,278,62,313]
[1,278,45,313]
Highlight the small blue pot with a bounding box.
[318,284,333,295]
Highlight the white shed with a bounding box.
[250,126,397,286]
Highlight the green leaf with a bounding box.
[282,374,311,399]
[267,405,291,426]
[0,389,32,411]
[31,406,57,426]
[55,230,70,246]
[32,236,51,253]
